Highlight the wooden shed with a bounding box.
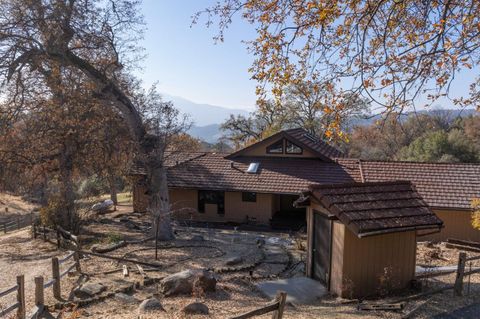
[300,181,443,298]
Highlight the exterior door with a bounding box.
[312,211,332,286]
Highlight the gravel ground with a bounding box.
[1,208,480,318]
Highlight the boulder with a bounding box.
[74,283,106,299]
[225,256,243,266]
[159,269,216,296]
[91,199,114,213]
[183,302,209,315]
[137,297,164,313]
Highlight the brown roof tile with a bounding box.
[167,153,361,194]
[359,160,480,210]
[309,181,444,237]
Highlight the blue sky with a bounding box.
[138,0,257,110]
[138,1,477,113]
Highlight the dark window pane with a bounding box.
[198,190,225,214]
[286,140,303,154]
[242,192,257,202]
[267,139,284,154]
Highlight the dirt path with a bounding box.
[0,228,66,314]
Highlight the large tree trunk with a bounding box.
[48,50,174,240]
[58,140,76,231]
[144,136,174,241]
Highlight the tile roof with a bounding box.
[360,160,480,210]
[165,154,480,210]
[308,181,444,237]
[283,128,345,159]
[167,153,361,194]
[226,128,344,161]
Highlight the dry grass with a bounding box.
[0,193,37,216]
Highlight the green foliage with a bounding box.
[347,113,480,163]
[78,175,107,198]
[106,232,123,244]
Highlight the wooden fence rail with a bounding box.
[1,213,35,235]
[230,291,287,319]
[0,275,25,319]
[0,250,80,319]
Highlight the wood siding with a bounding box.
[340,230,416,298]
[307,205,416,299]
[169,188,274,223]
[423,209,480,242]
[239,136,318,158]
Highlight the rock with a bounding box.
[183,302,209,315]
[137,297,164,313]
[159,269,216,296]
[191,235,204,241]
[256,238,266,247]
[119,216,130,223]
[225,256,243,266]
[115,293,138,304]
[74,283,106,299]
[91,199,114,213]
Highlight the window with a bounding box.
[198,190,225,214]
[286,140,303,154]
[242,192,257,202]
[266,140,284,154]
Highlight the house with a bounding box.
[131,127,480,241]
[299,181,443,298]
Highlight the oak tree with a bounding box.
[197,0,480,138]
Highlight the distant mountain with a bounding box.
[188,124,222,144]
[164,94,250,126]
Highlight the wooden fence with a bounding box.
[230,291,287,319]
[0,275,25,319]
[1,213,35,235]
[0,251,80,319]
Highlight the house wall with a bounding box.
[169,188,274,224]
[421,209,480,242]
[240,137,318,158]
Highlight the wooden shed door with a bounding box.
[312,211,332,286]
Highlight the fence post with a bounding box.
[454,252,467,296]
[52,257,61,299]
[3,223,6,234]
[34,276,44,307]
[32,222,37,239]
[74,251,81,273]
[56,229,61,249]
[271,291,287,319]
[16,275,25,319]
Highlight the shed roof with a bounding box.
[308,181,444,237]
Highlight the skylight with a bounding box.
[246,162,260,174]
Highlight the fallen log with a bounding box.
[92,241,127,253]
[358,302,405,311]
